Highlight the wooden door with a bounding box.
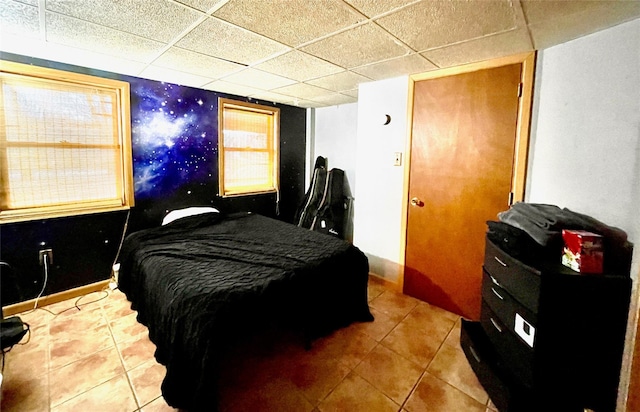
[404,63,522,320]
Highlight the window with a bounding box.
[218,98,279,197]
[0,60,134,223]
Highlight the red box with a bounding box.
[561,229,603,274]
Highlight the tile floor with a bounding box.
[1,278,496,411]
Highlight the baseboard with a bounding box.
[2,280,111,317]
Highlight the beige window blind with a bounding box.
[218,98,279,197]
[0,60,134,223]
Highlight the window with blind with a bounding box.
[0,60,134,223]
[218,98,279,197]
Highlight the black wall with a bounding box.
[0,53,307,306]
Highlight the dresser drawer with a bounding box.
[484,239,541,313]
[460,319,513,411]
[482,270,537,348]
[481,301,534,387]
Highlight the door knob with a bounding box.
[410,197,424,207]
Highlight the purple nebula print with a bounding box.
[130,79,220,200]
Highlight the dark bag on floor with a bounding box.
[1,316,29,351]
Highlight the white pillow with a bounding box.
[162,207,220,225]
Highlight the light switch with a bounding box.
[394,152,402,166]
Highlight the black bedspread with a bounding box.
[118,212,373,410]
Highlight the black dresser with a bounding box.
[461,236,632,412]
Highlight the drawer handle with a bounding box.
[490,317,503,333]
[491,287,504,300]
[489,274,501,287]
[469,345,481,363]
[494,256,508,267]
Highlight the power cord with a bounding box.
[31,253,49,312]
[109,209,130,288]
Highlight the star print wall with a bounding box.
[131,79,219,200]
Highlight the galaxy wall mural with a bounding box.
[131,79,218,201]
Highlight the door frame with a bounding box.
[398,52,537,292]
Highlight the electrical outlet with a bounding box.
[38,249,53,266]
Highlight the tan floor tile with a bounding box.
[308,326,377,369]
[2,344,48,381]
[14,307,55,327]
[354,344,423,405]
[49,346,125,407]
[128,359,166,407]
[380,320,443,368]
[224,378,315,412]
[403,302,458,338]
[286,357,352,405]
[427,343,488,404]
[318,372,399,412]
[117,332,157,371]
[140,396,180,412]
[404,372,486,412]
[49,305,107,339]
[0,373,49,412]
[367,278,387,302]
[110,311,149,343]
[444,318,462,347]
[51,374,137,412]
[49,323,114,370]
[349,306,398,342]
[102,290,136,321]
[368,290,419,323]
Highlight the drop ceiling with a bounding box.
[1,0,639,108]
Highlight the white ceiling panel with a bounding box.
[253,50,344,82]
[0,0,638,108]
[300,22,409,68]
[352,53,438,80]
[175,16,289,65]
[306,70,372,92]
[45,0,204,42]
[45,12,167,63]
[0,0,40,40]
[212,0,366,47]
[375,0,518,52]
[220,67,297,90]
[153,46,245,79]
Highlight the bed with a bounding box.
[117,209,373,411]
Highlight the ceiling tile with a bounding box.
[175,16,289,65]
[522,1,640,49]
[45,0,204,43]
[220,68,297,90]
[306,70,371,92]
[212,0,366,47]
[0,0,40,39]
[137,65,213,88]
[247,90,296,106]
[45,12,167,63]
[352,53,437,80]
[253,50,343,82]
[300,22,409,68]
[343,0,420,18]
[271,82,335,100]
[174,0,226,13]
[310,92,357,107]
[153,47,244,79]
[201,79,266,97]
[375,0,517,52]
[422,28,533,68]
[0,34,148,76]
